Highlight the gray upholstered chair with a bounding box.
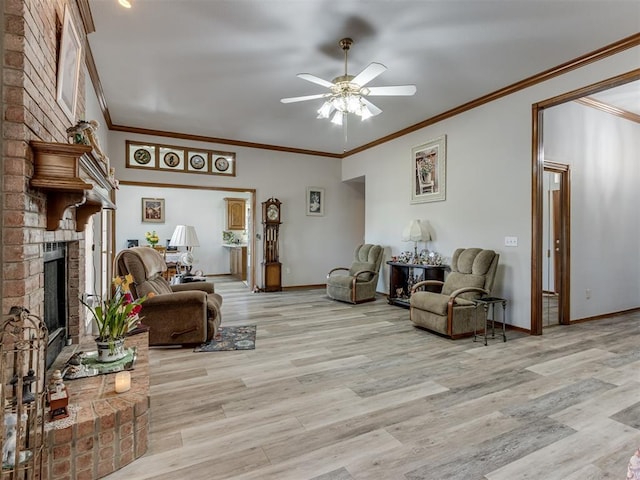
[410,248,499,338]
[114,247,222,345]
[326,244,383,304]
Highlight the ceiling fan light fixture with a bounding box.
[331,111,344,126]
[317,101,333,119]
[281,37,415,126]
[360,105,373,121]
[118,0,132,8]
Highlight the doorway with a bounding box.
[542,164,570,327]
[531,70,640,335]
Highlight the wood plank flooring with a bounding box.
[104,279,640,479]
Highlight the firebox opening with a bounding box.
[44,242,68,369]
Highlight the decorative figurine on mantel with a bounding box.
[66,119,110,165]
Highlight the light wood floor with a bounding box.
[105,279,640,479]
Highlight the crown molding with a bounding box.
[80,0,640,160]
[575,96,640,124]
[76,0,95,34]
[343,32,640,157]
[110,124,342,158]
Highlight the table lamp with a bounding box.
[169,225,200,276]
[401,219,431,264]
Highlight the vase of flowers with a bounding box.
[81,274,149,363]
[145,230,159,247]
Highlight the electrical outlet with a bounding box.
[585,289,591,299]
[504,236,518,247]
[285,267,291,274]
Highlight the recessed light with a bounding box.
[118,0,132,8]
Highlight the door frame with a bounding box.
[543,162,570,326]
[530,69,640,335]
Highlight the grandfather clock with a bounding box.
[262,197,282,292]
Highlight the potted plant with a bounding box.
[145,230,159,246]
[81,274,150,362]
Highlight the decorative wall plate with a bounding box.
[215,156,229,172]
[164,152,180,167]
[190,154,205,170]
[133,148,152,165]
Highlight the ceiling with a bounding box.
[86,1,640,156]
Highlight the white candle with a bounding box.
[114,371,131,393]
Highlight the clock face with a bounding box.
[267,204,279,221]
[133,148,151,165]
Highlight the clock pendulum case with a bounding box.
[262,197,282,292]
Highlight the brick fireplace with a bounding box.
[2,0,92,338]
[2,3,149,479]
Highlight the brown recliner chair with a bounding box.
[114,247,222,345]
[410,248,499,338]
[326,244,384,304]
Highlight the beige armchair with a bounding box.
[410,248,499,338]
[114,247,222,346]
[326,244,383,304]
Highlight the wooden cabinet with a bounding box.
[225,198,246,230]
[387,262,449,308]
[230,246,247,281]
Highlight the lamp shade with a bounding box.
[169,225,200,248]
[401,220,431,242]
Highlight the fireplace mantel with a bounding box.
[30,141,117,231]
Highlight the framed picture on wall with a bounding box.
[56,5,82,122]
[141,198,165,223]
[126,239,139,248]
[411,135,447,204]
[306,187,325,216]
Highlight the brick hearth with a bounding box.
[44,332,150,480]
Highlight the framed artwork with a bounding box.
[187,151,208,172]
[56,5,82,122]
[125,140,236,176]
[411,135,446,204]
[127,142,157,168]
[306,187,325,216]
[141,198,165,223]
[159,147,185,170]
[126,239,139,248]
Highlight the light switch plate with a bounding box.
[504,236,518,247]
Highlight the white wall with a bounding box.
[342,46,640,330]
[115,185,250,275]
[544,101,640,319]
[107,131,365,287]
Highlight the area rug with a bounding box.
[194,325,256,352]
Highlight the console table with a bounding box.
[386,262,449,308]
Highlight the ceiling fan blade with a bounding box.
[365,85,417,96]
[352,62,387,87]
[361,98,383,116]
[280,93,330,104]
[297,73,335,88]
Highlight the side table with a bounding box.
[386,261,449,308]
[473,297,507,345]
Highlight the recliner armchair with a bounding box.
[114,247,222,345]
[326,244,383,304]
[410,248,499,338]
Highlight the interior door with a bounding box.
[542,163,570,328]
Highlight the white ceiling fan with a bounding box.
[281,38,416,125]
